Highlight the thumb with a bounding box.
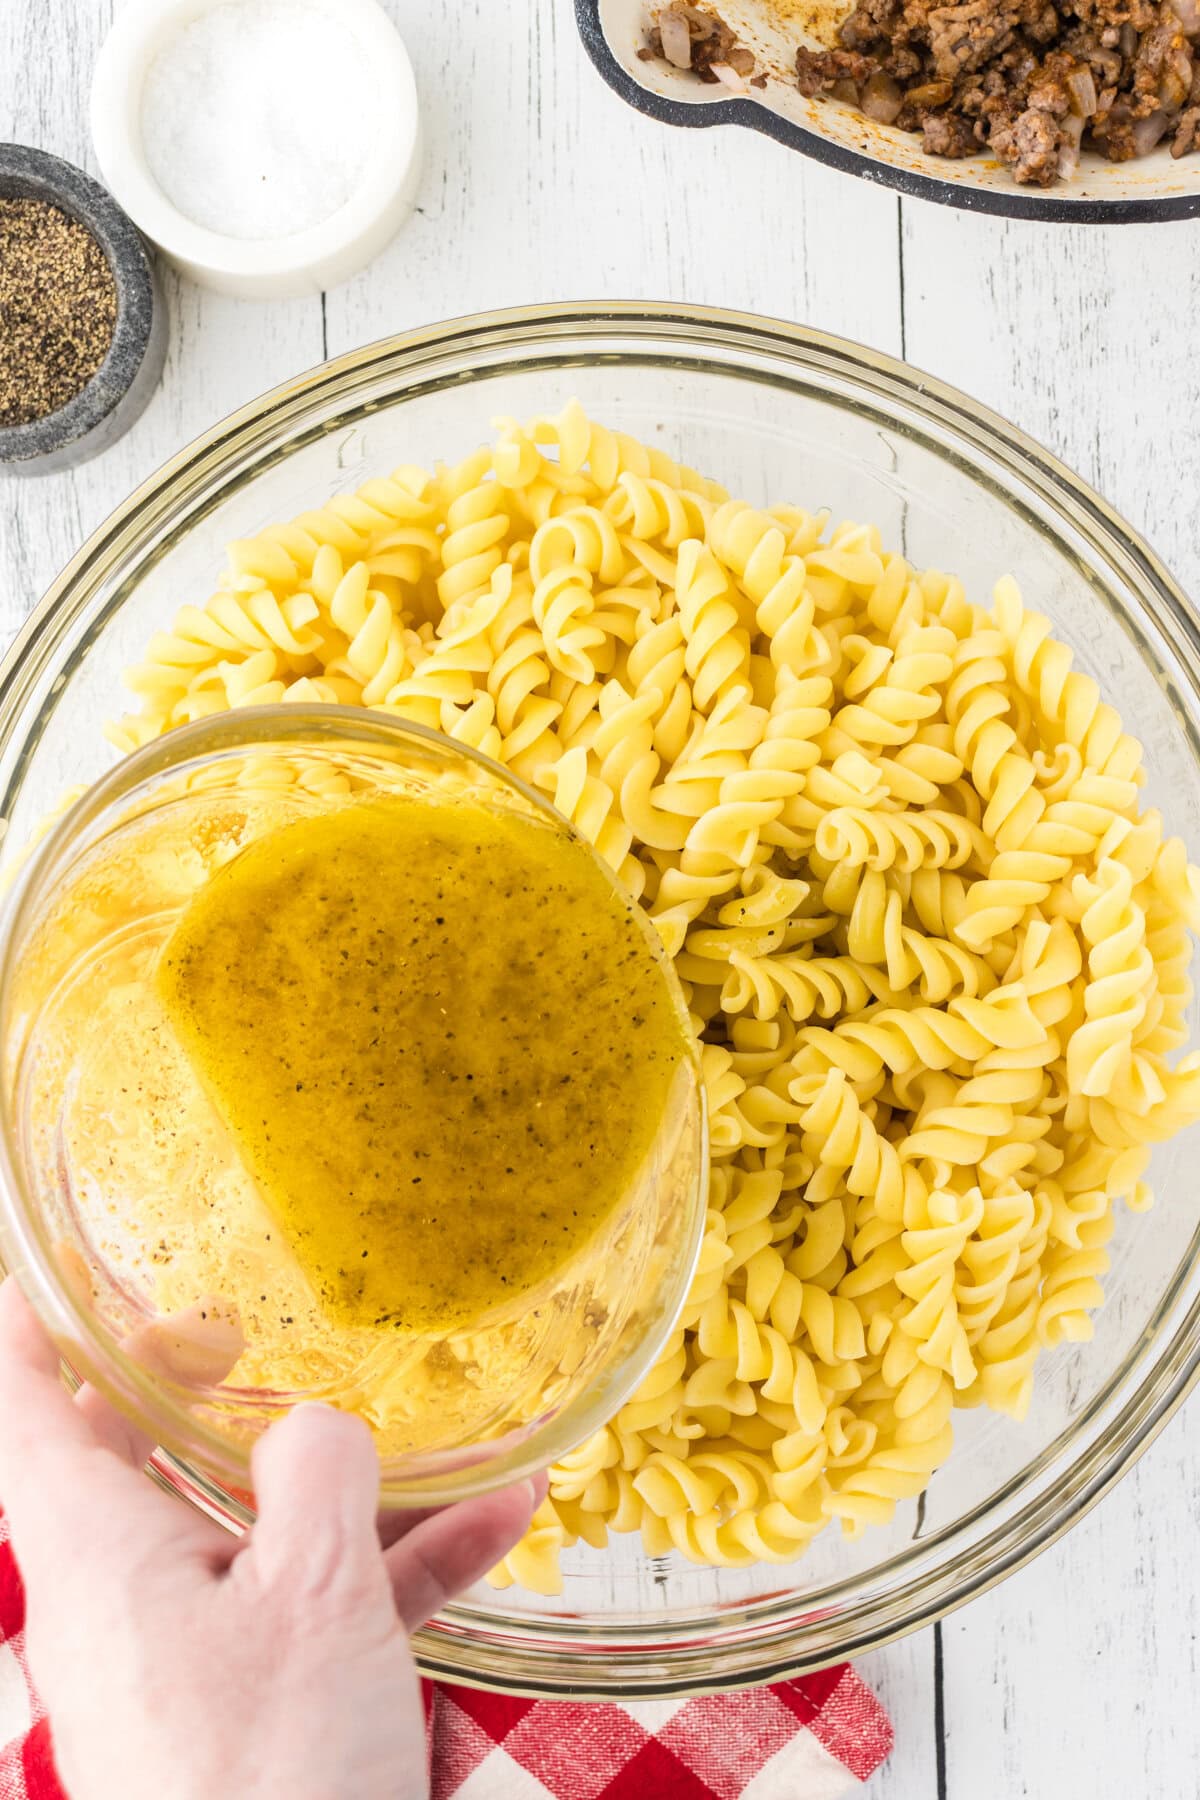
[246,1404,387,1606]
[385,1480,541,1632]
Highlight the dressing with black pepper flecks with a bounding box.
[156,794,690,1334]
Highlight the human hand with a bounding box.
[0,1278,540,1800]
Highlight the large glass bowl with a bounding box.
[1,303,1198,1696]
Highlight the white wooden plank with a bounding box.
[901,202,1200,1800]
[0,0,324,632]
[325,0,904,353]
[898,210,1200,598]
[858,1633,940,1797]
[940,1406,1200,1800]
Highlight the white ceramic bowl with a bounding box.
[91,0,421,298]
[579,0,1200,221]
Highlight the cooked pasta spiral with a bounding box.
[111,404,1200,1590]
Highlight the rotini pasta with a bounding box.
[110,402,1200,1591]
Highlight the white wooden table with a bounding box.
[3,3,1199,1793]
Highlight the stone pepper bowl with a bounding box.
[0,144,167,476]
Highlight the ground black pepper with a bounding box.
[0,197,118,428]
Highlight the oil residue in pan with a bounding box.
[757,0,847,41]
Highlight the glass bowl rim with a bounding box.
[0,300,1197,1695]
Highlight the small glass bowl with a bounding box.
[0,304,1198,1695]
[0,705,706,1507]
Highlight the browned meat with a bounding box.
[642,0,1200,185]
[840,0,903,45]
[887,45,927,75]
[1062,26,1124,84]
[1131,16,1194,105]
[1019,0,1066,43]
[1090,94,1141,148]
[1172,101,1200,148]
[1025,68,1072,107]
[1073,0,1159,37]
[927,2,1018,74]
[996,102,1067,175]
[794,46,828,95]
[795,45,877,94]
[922,106,982,147]
[644,0,1200,183]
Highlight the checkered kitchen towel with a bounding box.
[0,1512,892,1797]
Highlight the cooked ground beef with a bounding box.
[922,105,982,147]
[796,44,877,91]
[642,0,1197,183]
[784,0,1200,182]
[1173,99,1200,147]
[1003,101,1068,174]
[928,2,1019,76]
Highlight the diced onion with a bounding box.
[1057,111,1084,177]
[660,10,694,68]
[710,59,747,88]
[861,70,905,122]
[1065,65,1098,117]
[1160,47,1195,107]
[1131,108,1170,154]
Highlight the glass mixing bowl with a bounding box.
[0,706,705,1507]
[0,303,1198,1696]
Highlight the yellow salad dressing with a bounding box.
[156,794,690,1336]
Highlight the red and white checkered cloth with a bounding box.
[0,1512,891,1797]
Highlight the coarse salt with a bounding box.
[140,0,373,242]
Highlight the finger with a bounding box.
[375,1471,548,1552]
[52,1242,205,1466]
[0,1280,153,1586]
[376,1506,440,1552]
[73,1385,156,1471]
[385,1480,539,1632]
[0,1285,156,1476]
[98,1298,244,1477]
[247,1404,384,1598]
